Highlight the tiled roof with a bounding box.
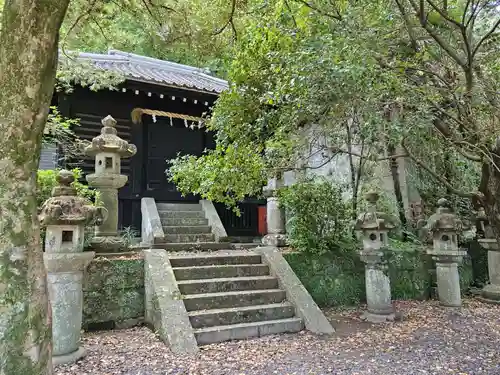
[71,50,228,94]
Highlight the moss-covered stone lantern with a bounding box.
[84,115,137,252]
[424,198,466,307]
[39,170,105,365]
[354,191,397,323]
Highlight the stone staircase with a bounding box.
[169,252,304,345]
[157,203,216,244]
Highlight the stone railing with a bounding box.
[200,199,228,241]
[141,198,165,246]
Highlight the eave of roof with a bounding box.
[64,49,229,95]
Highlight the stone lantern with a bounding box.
[476,207,500,303]
[262,175,287,247]
[424,198,466,307]
[84,115,137,252]
[39,170,105,365]
[354,191,397,322]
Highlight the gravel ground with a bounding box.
[56,299,500,375]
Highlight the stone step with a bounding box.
[188,303,296,328]
[162,217,209,226]
[151,242,229,251]
[173,264,270,280]
[177,276,278,295]
[156,203,202,211]
[183,289,286,311]
[169,253,262,268]
[162,226,212,234]
[164,233,215,243]
[194,318,304,345]
[159,211,206,219]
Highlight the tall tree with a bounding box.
[0,1,70,374]
[169,0,500,235]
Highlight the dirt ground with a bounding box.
[55,299,500,375]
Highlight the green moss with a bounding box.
[284,252,365,307]
[386,249,432,300]
[459,257,474,294]
[84,289,144,324]
[83,258,144,326]
[84,258,144,291]
[284,246,475,307]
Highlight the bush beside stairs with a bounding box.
[144,247,334,353]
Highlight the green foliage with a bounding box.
[44,106,78,143]
[56,58,125,93]
[284,251,365,307]
[36,168,96,208]
[167,1,500,231]
[119,226,140,247]
[60,0,248,76]
[278,178,353,255]
[43,106,86,162]
[168,143,267,210]
[385,239,432,300]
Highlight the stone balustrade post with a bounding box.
[476,207,500,304]
[39,170,105,365]
[355,191,397,323]
[84,115,137,252]
[262,175,287,247]
[424,198,466,307]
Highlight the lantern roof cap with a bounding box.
[354,191,397,231]
[84,115,137,158]
[39,170,106,226]
[424,198,461,232]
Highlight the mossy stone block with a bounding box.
[83,258,144,291]
[83,288,144,324]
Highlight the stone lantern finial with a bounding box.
[102,114,117,128]
[355,191,398,323]
[424,197,466,308]
[365,190,379,207]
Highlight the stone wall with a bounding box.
[284,250,474,307]
[83,256,144,329]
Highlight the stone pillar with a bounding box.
[424,198,466,307]
[355,191,397,322]
[476,207,500,303]
[84,115,137,252]
[39,170,105,365]
[262,176,287,247]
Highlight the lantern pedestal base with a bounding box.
[262,233,287,247]
[361,311,395,323]
[479,283,500,304]
[90,236,127,253]
[53,346,86,366]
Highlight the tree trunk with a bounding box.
[480,155,500,249]
[387,143,408,239]
[0,1,70,374]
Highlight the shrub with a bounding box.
[278,178,353,255]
